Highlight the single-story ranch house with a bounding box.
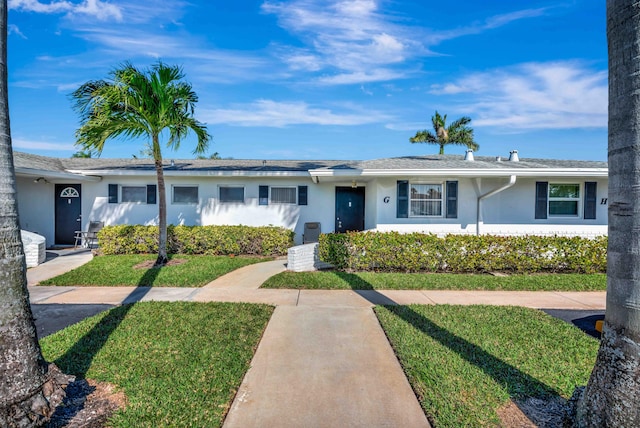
[14,150,608,247]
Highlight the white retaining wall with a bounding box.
[21,230,46,267]
[287,243,332,272]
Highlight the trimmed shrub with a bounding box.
[319,232,607,274]
[98,225,294,256]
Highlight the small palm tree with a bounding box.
[72,61,211,266]
[410,111,478,154]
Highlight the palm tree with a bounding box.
[576,1,640,425]
[72,62,211,267]
[0,0,66,424]
[410,111,478,155]
[71,149,92,158]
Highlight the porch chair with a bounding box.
[303,222,321,244]
[74,221,104,249]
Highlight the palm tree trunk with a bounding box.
[0,0,68,424]
[439,144,444,155]
[576,1,640,425]
[153,135,168,267]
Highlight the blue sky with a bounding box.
[8,0,606,161]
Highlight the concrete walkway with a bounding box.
[27,253,607,428]
[202,259,287,289]
[223,306,430,428]
[27,248,93,286]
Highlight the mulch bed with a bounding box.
[46,379,126,428]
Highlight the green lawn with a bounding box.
[262,271,606,291]
[40,301,274,427]
[375,305,599,427]
[40,254,268,287]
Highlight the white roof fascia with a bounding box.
[309,169,358,177]
[16,168,102,182]
[66,169,311,178]
[310,168,608,178]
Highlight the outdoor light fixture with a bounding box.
[351,180,357,188]
[33,177,48,184]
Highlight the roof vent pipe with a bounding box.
[509,150,519,162]
[464,150,474,161]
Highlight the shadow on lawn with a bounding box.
[332,271,375,289]
[50,260,169,422]
[350,277,564,426]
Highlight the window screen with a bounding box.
[173,186,198,204]
[270,187,297,204]
[219,186,244,203]
[121,186,146,203]
[549,184,579,216]
[410,183,442,216]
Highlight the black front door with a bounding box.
[55,184,81,245]
[335,186,365,233]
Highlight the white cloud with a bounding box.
[200,99,392,127]
[318,69,405,85]
[9,0,72,14]
[262,1,549,85]
[8,24,27,38]
[262,0,420,81]
[12,138,75,151]
[74,0,122,21]
[360,85,373,96]
[9,0,122,21]
[430,61,607,130]
[35,26,273,84]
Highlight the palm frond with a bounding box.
[411,110,478,153]
[410,130,438,144]
[71,60,212,157]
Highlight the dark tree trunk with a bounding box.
[576,1,640,425]
[153,135,168,267]
[0,1,69,425]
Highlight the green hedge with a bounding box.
[319,232,607,274]
[98,225,294,256]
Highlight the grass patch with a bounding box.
[375,305,599,427]
[40,301,273,427]
[40,254,268,287]
[262,271,606,291]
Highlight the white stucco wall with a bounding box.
[373,177,478,235]
[84,176,341,244]
[373,176,608,237]
[16,171,609,246]
[16,177,55,245]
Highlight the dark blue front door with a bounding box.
[335,186,365,233]
[55,184,81,245]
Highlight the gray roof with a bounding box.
[14,151,68,173]
[62,157,358,172]
[357,155,607,170]
[13,151,607,176]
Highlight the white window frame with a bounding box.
[548,183,581,217]
[270,186,297,205]
[121,185,147,204]
[409,182,443,217]
[219,185,245,203]
[172,185,199,204]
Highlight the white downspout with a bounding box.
[477,175,517,235]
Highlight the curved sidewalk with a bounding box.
[27,254,606,310]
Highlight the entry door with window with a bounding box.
[335,186,365,233]
[55,184,81,245]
